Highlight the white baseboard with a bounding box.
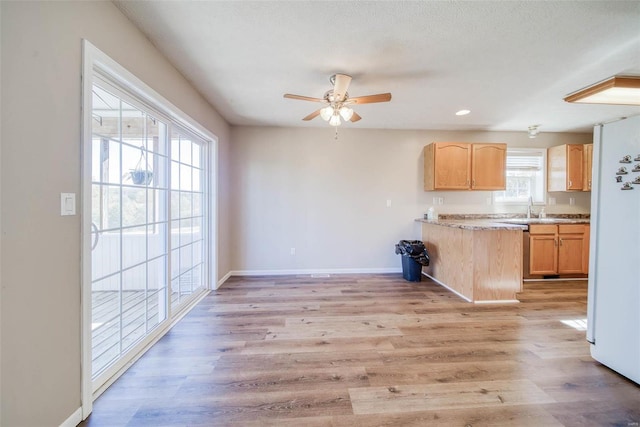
[474,299,520,304]
[216,271,232,289]
[422,272,472,302]
[423,272,521,304]
[228,267,401,277]
[60,407,82,427]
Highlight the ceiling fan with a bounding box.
[284,74,392,126]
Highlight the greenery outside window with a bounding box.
[493,148,546,204]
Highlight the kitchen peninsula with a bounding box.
[416,218,526,303]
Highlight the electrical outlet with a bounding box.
[570,197,575,206]
[386,199,392,207]
[433,197,439,205]
[548,197,556,205]
[290,248,296,256]
[438,197,444,205]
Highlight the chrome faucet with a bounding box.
[527,196,535,219]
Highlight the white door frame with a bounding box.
[80,39,218,419]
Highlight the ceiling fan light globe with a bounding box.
[320,106,334,121]
[339,106,354,121]
[329,115,341,126]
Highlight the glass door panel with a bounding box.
[91,83,169,379]
[169,130,206,310]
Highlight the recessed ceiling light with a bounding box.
[455,109,471,116]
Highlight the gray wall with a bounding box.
[0,2,231,425]
[0,1,594,425]
[229,126,591,272]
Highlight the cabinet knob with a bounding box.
[569,180,573,187]
[554,238,558,247]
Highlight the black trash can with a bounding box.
[395,240,430,282]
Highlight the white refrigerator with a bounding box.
[587,114,640,385]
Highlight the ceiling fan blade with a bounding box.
[302,109,321,121]
[347,93,392,104]
[332,74,352,102]
[350,111,362,122]
[284,94,326,103]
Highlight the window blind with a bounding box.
[506,149,544,171]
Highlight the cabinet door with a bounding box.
[583,144,593,191]
[566,144,584,190]
[471,144,506,190]
[558,224,589,274]
[529,234,558,275]
[433,143,471,189]
[547,145,567,192]
[547,144,586,191]
[558,234,586,274]
[583,224,590,274]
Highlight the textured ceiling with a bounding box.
[115,1,640,133]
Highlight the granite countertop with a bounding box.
[415,214,590,231]
[415,218,527,230]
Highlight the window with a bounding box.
[493,148,546,204]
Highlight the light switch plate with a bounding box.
[61,193,76,216]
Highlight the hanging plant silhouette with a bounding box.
[125,146,153,185]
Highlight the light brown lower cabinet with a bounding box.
[529,225,558,275]
[529,224,590,275]
[420,223,522,302]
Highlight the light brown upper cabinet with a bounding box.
[472,144,508,190]
[547,144,592,192]
[424,142,506,190]
[583,144,593,191]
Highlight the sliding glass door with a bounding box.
[82,42,217,417]
[90,78,208,386]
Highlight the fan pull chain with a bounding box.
[335,127,338,140]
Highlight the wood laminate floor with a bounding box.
[80,274,640,426]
